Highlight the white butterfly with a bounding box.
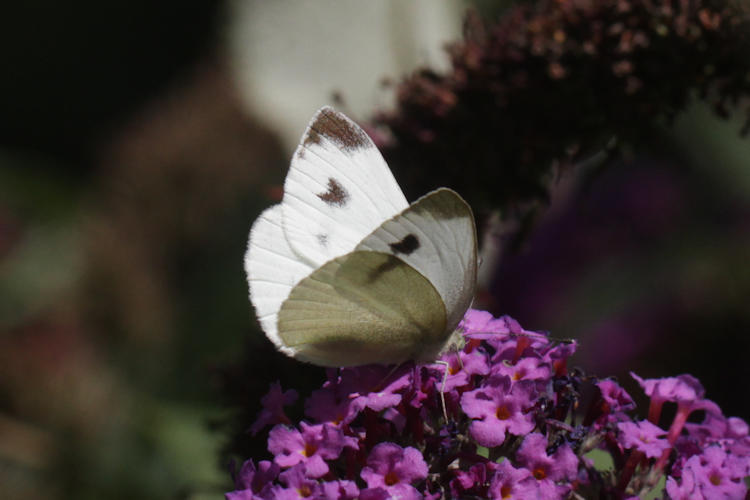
[245,106,477,367]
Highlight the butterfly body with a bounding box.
[245,107,477,367]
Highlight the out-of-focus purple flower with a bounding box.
[587,379,636,428]
[342,365,413,412]
[225,490,259,500]
[673,400,745,479]
[381,407,406,433]
[679,446,748,499]
[666,466,704,500]
[597,379,635,414]
[319,479,359,500]
[724,417,750,461]
[360,443,428,500]
[234,459,278,493]
[516,432,578,498]
[274,464,320,499]
[437,348,490,393]
[727,417,749,440]
[448,462,491,498]
[306,365,413,426]
[463,311,550,362]
[268,422,353,477]
[631,372,717,451]
[491,356,550,383]
[304,384,354,427]
[460,309,500,334]
[486,326,551,365]
[461,376,536,447]
[631,372,704,426]
[226,459,279,500]
[250,382,298,435]
[487,459,535,499]
[631,373,705,404]
[683,403,730,443]
[541,340,577,372]
[616,420,670,458]
[228,309,750,499]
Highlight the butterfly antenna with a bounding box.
[550,334,576,344]
[468,329,575,345]
[525,331,576,344]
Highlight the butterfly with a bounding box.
[245,106,477,367]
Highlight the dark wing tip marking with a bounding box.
[317,178,350,207]
[316,233,329,247]
[389,234,420,255]
[303,107,370,152]
[304,128,322,148]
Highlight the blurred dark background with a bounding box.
[2,1,748,498]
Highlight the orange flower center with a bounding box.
[303,443,317,457]
[533,467,547,480]
[384,471,400,486]
[496,405,511,420]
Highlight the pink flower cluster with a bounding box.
[227,310,749,499]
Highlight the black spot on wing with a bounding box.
[303,107,370,152]
[316,234,328,247]
[389,234,420,255]
[317,178,349,207]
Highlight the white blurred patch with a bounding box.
[226,0,463,152]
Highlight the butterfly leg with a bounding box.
[433,359,450,423]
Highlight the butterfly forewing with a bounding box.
[245,205,315,356]
[355,188,478,333]
[281,107,408,268]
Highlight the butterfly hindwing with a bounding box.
[281,107,408,267]
[277,250,447,367]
